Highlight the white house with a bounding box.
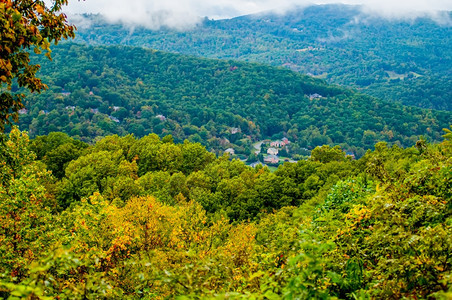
[267,147,279,156]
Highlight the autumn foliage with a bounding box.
[0,0,74,128]
[0,127,451,299]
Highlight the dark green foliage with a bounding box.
[11,43,451,160]
[74,5,452,111]
[30,132,88,179]
[27,130,357,221]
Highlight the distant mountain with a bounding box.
[15,43,451,159]
[72,4,452,111]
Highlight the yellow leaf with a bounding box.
[35,4,45,14]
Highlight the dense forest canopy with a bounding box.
[72,4,452,111]
[0,127,451,298]
[11,43,452,161]
[1,3,451,299]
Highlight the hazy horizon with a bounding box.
[58,0,452,30]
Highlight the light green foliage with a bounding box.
[57,150,126,207]
[30,132,88,179]
[308,139,452,298]
[1,128,451,299]
[0,128,54,283]
[310,145,346,163]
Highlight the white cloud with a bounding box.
[62,0,452,29]
[336,0,452,20]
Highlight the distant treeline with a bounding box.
[73,4,452,111]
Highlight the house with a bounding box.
[249,162,265,168]
[270,138,290,148]
[267,147,279,156]
[224,148,235,155]
[156,114,166,121]
[109,116,120,123]
[230,127,240,134]
[309,93,323,99]
[346,151,356,159]
[264,155,279,164]
[271,140,283,148]
[18,108,28,115]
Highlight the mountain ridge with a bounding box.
[13,43,451,160]
[71,4,452,111]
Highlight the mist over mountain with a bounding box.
[63,0,452,29]
[2,2,452,299]
[71,4,452,111]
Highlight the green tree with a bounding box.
[0,0,75,128]
[0,128,54,282]
[57,150,126,207]
[310,145,346,163]
[43,142,81,179]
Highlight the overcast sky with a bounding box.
[62,0,452,29]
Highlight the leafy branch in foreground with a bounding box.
[0,0,75,129]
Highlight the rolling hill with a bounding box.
[14,43,452,159]
[72,4,452,111]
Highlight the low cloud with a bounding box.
[61,0,452,30]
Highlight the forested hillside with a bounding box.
[73,4,452,110]
[14,43,452,160]
[1,1,451,299]
[1,126,451,298]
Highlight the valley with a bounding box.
[0,2,451,299]
[13,43,451,164]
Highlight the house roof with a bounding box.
[267,147,279,154]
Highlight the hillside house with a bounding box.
[229,127,240,134]
[264,155,279,164]
[249,162,265,168]
[267,147,279,156]
[225,148,235,155]
[270,138,290,148]
[109,116,120,123]
[156,114,166,121]
[271,141,283,147]
[346,151,356,159]
[309,93,323,99]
